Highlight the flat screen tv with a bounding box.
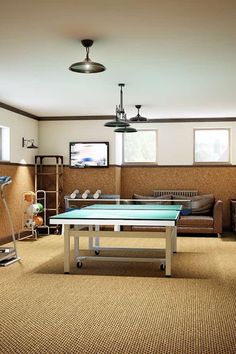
[69,142,109,168]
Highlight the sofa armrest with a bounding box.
[213,200,223,233]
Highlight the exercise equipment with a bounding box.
[93,190,102,199]
[25,218,36,228]
[0,176,20,266]
[70,189,79,199]
[18,190,49,240]
[26,203,43,215]
[24,191,35,203]
[82,189,90,199]
[33,215,44,226]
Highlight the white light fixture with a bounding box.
[69,39,106,74]
[22,138,38,149]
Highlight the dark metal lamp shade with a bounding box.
[114,126,137,133]
[69,59,105,74]
[129,105,148,122]
[104,118,130,128]
[69,39,106,74]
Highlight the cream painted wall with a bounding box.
[39,120,116,165]
[0,108,38,164]
[39,119,236,165]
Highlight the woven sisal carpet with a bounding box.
[0,234,236,354]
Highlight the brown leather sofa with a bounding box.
[131,193,223,236]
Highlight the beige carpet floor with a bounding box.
[0,234,236,354]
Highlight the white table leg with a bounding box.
[64,225,70,274]
[171,226,177,253]
[165,226,172,277]
[74,237,79,259]
[88,225,93,249]
[95,225,100,248]
[114,225,120,232]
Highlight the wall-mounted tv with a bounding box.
[69,142,109,168]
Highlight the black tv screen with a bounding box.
[69,142,109,168]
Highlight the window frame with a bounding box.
[193,128,231,165]
[122,129,158,165]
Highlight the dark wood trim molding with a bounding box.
[1,161,236,168]
[39,116,236,122]
[149,117,236,123]
[0,102,39,120]
[0,161,34,166]
[1,100,236,123]
[39,115,115,121]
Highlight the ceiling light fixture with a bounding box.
[69,39,106,74]
[129,105,148,122]
[22,138,38,149]
[104,84,137,133]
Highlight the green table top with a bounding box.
[50,208,180,221]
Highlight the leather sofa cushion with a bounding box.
[177,215,213,228]
[190,194,215,215]
[173,194,215,215]
[132,194,172,205]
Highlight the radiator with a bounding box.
[153,189,198,197]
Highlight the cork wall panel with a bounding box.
[63,165,121,200]
[121,166,236,229]
[0,164,34,244]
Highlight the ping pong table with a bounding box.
[50,204,181,277]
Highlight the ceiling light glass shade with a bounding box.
[114,126,137,133]
[129,105,148,122]
[69,39,106,74]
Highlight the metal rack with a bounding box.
[35,155,63,232]
[18,190,49,240]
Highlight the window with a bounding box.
[0,126,10,161]
[123,129,157,164]
[194,128,230,164]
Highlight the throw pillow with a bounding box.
[132,194,172,205]
[172,195,192,215]
[190,194,215,215]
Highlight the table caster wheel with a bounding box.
[95,250,100,255]
[77,261,83,268]
[160,263,165,271]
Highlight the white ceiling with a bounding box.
[1,0,236,119]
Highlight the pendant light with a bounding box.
[105,84,130,128]
[114,124,137,133]
[69,39,106,74]
[104,84,137,132]
[129,105,148,122]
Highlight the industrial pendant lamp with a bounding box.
[69,39,106,74]
[104,84,137,132]
[114,125,137,133]
[104,84,129,128]
[129,105,148,122]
